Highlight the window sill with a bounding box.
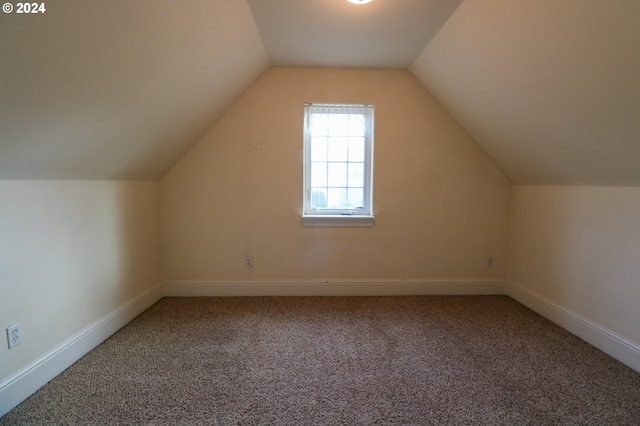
[301,215,375,227]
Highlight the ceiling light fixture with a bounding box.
[348,0,373,4]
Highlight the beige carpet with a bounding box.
[2,296,640,425]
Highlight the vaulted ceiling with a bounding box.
[1,0,639,185]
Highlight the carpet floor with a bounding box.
[2,296,640,425]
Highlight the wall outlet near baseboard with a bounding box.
[486,256,494,268]
[7,323,22,349]
[245,256,253,268]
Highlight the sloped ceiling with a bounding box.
[411,0,640,185]
[0,0,268,180]
[1,0,638,185]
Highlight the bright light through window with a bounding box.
[303,103,374,224]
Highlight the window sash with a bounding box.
[303,103,374,216]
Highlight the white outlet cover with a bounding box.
[7,323,22,349]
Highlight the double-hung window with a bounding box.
[302,103,374,227]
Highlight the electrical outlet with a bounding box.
[6,323,22,349]
[486,256,494,268]
[245,256,253,268]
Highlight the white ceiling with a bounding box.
[1,0,639,185]
[247,0,462,68]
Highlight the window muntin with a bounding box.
[303,103,374,217]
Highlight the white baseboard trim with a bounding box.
[0,283,163,418]
[506,281,640,374]
[164,279,507,297]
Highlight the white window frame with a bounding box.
[302,103,375,227]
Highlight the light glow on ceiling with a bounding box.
[348,0,373,4]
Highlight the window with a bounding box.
[302,103,374,227]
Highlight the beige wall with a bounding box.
[161,68,511,282]
[0,180,160,382]
[509,186,640,345]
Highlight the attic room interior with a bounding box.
[1,0,639,422]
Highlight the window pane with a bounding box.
[327,188,347,209]
[328,114,350,136]
[348,114,365,136]
[310,188,328,209]
[304,104,373,216]
[327,163,347,187]
[348,137,365,162]
[347,188,364,209]
[348,162,364,187]
[311,114,329,135]
[327,137,348,162]
[311,163,327,187]
[311,136,327,162]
